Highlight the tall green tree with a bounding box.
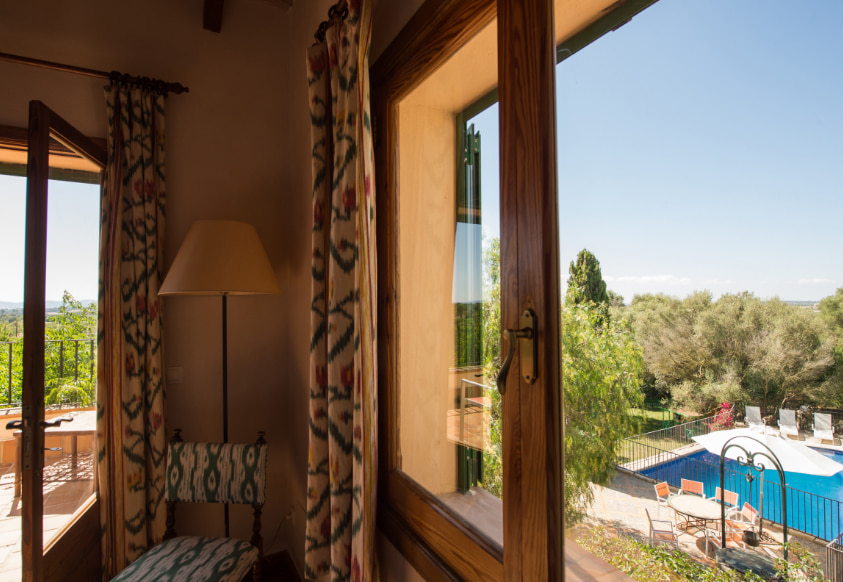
[567,249,610,326]
[567,249,609,306]
[481,240,644,520]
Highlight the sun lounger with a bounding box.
[813,413,835,443]
[745,406,765,430]
[778,409,799,439]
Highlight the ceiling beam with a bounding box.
[204,0,224,33]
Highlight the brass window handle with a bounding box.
[496,309,538,395]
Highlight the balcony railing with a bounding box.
[1,339,95,408]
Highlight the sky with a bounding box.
[468,0,843,304]
[3,1,842,306]
[0,174,99,304]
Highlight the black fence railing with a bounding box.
[620,415,717,461]
[828,533,843,582]
[620,437,843,542]
[1,339,95,407]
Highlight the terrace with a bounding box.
[595,414,842,578]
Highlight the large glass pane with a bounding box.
[397,18,502,547]
[0,164,99,578]
[558,0,842,571]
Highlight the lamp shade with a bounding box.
[159,220,282,296]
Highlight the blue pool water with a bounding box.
[641,447,843,541]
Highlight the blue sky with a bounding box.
[3,1,842,306]
[0,175,99,304]
[470,0,843,303]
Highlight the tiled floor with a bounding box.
[0,451,95,580]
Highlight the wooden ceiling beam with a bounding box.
[204,0,224,33]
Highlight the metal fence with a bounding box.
[828,533,843,582]
[619,415,717,463]
[1,339,95,407]
[620,435,843,542]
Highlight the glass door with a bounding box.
[23,100,105,582]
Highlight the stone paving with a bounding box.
[0,452,95,580]
[582,468,830,577]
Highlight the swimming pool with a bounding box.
[641,447,843,541]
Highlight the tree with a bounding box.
[567,249,610,326]
[43,292,97,406]
[627,292,837,414]
[567,249,609,307]
[562,304,644,523]
[481,240,644,520]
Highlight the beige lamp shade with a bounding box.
[159,220,282,296]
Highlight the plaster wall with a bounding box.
[0,0,336,573]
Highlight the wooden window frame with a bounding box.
[372,1,501,579]
[372,0,661,580]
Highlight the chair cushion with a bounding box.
[167,442,266,504]
[111,536,259,582]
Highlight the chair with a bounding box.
[704,519,744,554]
[654,481,673,519]
[645,508,679,548]
[680,478,704,496]
[813,413,835,443]
[111,430,267,582]
[727,502,760,536]
[713,487,739,509]
[778,409,799,439]
[745,406,765,430]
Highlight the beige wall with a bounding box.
[0,0,340,574]
[0,0,438,578]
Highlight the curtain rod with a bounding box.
[313,0,349,44]
[0,50,189,96]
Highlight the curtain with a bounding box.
[305,0,377,580]
[97,83,167,579]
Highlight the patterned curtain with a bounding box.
[97,83,167,579]
[305,0,377,580]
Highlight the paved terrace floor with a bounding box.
[0,451,95,580]
[583,463,831,578]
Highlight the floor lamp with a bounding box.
[158,219,281,535]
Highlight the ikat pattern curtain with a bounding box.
[98,83,167,578]
[305,0,377,580]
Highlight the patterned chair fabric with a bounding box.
[110,536,259,582]
[167,442,266,505]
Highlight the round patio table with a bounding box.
[667,494,723,532]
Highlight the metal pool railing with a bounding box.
[619,436,843,542]
[828,533,843,581]
[620,415,717,462]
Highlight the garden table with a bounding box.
[667,493,723,533]
[13,410,96,497]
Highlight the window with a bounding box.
[372,0,664,580]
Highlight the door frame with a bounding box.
[24,100,105,582]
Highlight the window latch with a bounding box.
[496,309,537,395]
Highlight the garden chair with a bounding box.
[745,406,765,431]
[704,519,744,554]
[778,409,799,439]
[110,429,267,582]
[645,508,679,548]
[813,413,835,443]
[680,478,704,497]
[726,502,760,537]
[713,487,739,509]
[653,481,673,519]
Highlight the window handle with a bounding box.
[496,309,537,395]
[41,416,73,428]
